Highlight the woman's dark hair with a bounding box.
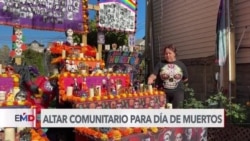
[164,44,177,54]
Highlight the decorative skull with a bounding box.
[15,90,27,101]
[70,61,78,73]
[66,28,74,37]
[65,60,72,71]
[15,28,23,40]
[160,64,183,89]
[44,81,53,92]
[15,47,22,56]
[15,39,23,48]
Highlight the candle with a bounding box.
[17,127,25,133]
[62,50,66,59]
[79,53,84,58]
[140,83,143,88]
[116,84,121,90]
[89,88,94,97]
[167,103,173,109]
[148,85,153,94]
[98,44,102,59]
[13,87,20,98]
[53,68,59,75]
[4,127,15,141]
[66,86,73,96]
[140,83,144,92]
[129,46,134,52]
[81,69,86,74]
[96,85,101,96]
[0,91,6,101]
[96,52,100,60]
[108,68,113,73]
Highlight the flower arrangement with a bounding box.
[30,128,49,141]
[49,42,97,57]
[51,56,106,69]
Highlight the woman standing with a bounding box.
[147,44,188,108]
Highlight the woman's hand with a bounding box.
[147,74,156,84]
[183,78,188,83]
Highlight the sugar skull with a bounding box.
[15,47,22,56]
[65,60,71,71]
[66,28,74,37]
[70,61,78,73]
[47,0,54,9]
[15,90,27,101]
[44,81,53,92]
[160,64,183,89]
[15,28,23,40]
[15,39,23,48]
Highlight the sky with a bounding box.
[0,0,145,48]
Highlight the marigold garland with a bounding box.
[0,100,32,107]
[49,42,97,57]
[75,127,158,141]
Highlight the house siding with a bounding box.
[149,0,250,99]
[235,0,250,64]
[152,0,220,65]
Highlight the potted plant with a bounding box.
[182,84,247,124]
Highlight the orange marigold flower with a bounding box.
[133,127,142,133]
[141,127,148,134]
[150,127,158,133]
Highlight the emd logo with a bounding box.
[15,113,35,122]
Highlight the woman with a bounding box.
[147,44,188,108]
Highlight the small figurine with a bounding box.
[15,90,27,101]
[110,79,116,95]
[70,61,78,73]
[72,78,80,97]
[101,79,107,95]
[66,28,74,46]
[81,79,88,98]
